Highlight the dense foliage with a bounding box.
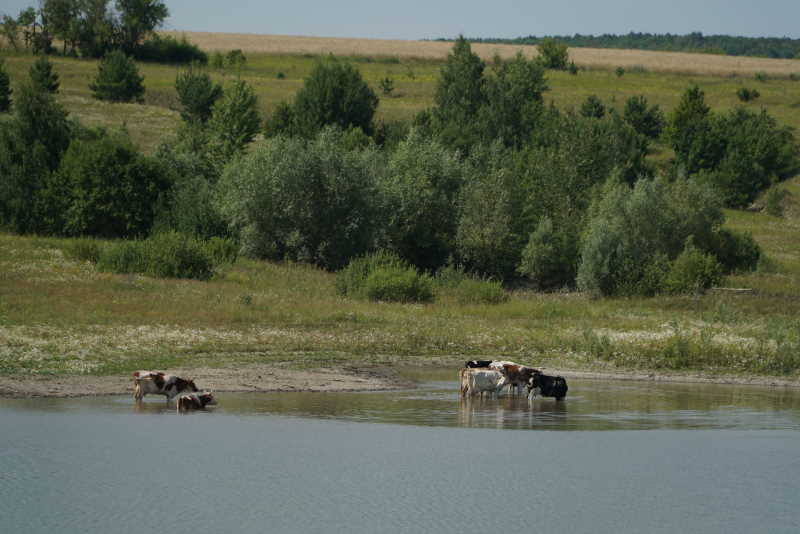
[90,50,145,102]
[0,60,10,112]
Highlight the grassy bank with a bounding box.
[2,43,800,154]
[1,176,799,379]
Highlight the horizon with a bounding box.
[2,1,800,41]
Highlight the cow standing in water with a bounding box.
[176,392,217,412]
[132,371,198,402]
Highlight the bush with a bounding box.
[537,38,569,70]
[336,250,411,297]
[378,77,394,95]
[175,68,223,124]
[616,67,626,77]
[29,56,59,93]
[363,265,434,303]
[206,79,261,164]
[57,133,172,238]
[736,87,760,102]
[517,216,579,290]
[64,238,103,264]
[90,50,145,103]
[96,231,216,280]
[216,128,379,270]
[452,277,508,305]
[711,228,761,273]
[754,71,768,82]
[0,60,10,112]
[664,240,723,295]
[226,49,246,70]
[134,35,207,64]
[764,187,788,217]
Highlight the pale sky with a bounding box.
[3,1,800,40]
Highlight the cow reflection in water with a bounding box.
[458,395,567,429]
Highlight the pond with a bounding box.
[2,373,800,533]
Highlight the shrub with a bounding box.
[754,71,768,82]
[764,187,788,217]
[226,49,246,69]
[363,265,434,303]
[216,128,379,270]
[537,38,569,70]
[517,216,579,290]
[64,238,103,264]
[623,95,665,139]
[29,56,59,93]
[616,67,625,77]
[710,228,760,273]
[568,61,579,75]
[90,50,145,103]
[97,232,215,280]
[0,60,12,112]
[663,240,723,295]
[205,236,238,265]
[580,95,606,119]
[336,250,410,297]
[452,277,508,305]
[175,68,223,124]
[378,76,394,96]
[57,133,171,238]
[736,87,760,102]
[134,35,207,64]
[210,52,224,69]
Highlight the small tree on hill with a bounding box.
[537,38,569,70]
[580,95,606,119]
[175,68,222,124]
[29,56,60,94]
[207,78,261,164]
[90,50,145,102]
[623,95,665,139]
[292,57,379,137]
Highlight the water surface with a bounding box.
[2,375,799,533]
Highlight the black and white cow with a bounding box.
[176,392,217,412]
[527,373,568,401]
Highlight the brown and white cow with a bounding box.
[491,362,540,396]
[132,371,198,402]
[176,392,217,412]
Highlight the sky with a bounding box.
[3,0,800,40]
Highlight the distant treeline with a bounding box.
[445,32,800,59]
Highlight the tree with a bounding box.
[206,79,261,164]
[537,38,569,70]
[1,15,21,51]
[292,57,379,138]
[0,60,11,112]
[115,0,169,54]
[74,0,115,58]
[580,95,606,119]
[431,36,485,151]
[17,7,37,50]
[90,50,145,102]
[175,68,222,124]
[41,0,81,55]
[664,85,718,173]
[29,56,60,93]
[623,95,665,139]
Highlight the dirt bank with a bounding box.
[0,365,413,399]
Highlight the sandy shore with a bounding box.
[0,365,414,399]
[1,364,798,398]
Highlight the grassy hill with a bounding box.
[1,34,799,380]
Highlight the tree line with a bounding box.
[1,1,204,63]
[457,32,800,59]
[0,37,796,300]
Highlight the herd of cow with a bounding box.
[130,361,568,411]
[460,360,568,401]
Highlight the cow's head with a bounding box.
[199,392,217,406]
[187,379,199,393]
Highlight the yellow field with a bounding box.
[165,31,800,77]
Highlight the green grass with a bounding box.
[1,180,800,378]
[3,51,800,154]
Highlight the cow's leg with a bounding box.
[133,382,143,402]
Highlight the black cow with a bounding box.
[528,373,568,401]
[465,360,494,368]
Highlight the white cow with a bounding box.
[459,368,508,398]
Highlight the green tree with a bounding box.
[29,56,60,93]
[115,0,169,54]
[206,78,261,164]
[537,38,569,69]
[57,132,171,237]
[580,95,606,119]
[431,36,485,152]
[291,57,379,137]
[0,60,11,112]
[479,53,548,148]
[623,95,665,139]
[175,68,222,124]
[41,0,81,55]
[90,49,145,102]
[17,7,37,50]
[1,15,21,51]
[664,85,719,173]
[517,216,580,290]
